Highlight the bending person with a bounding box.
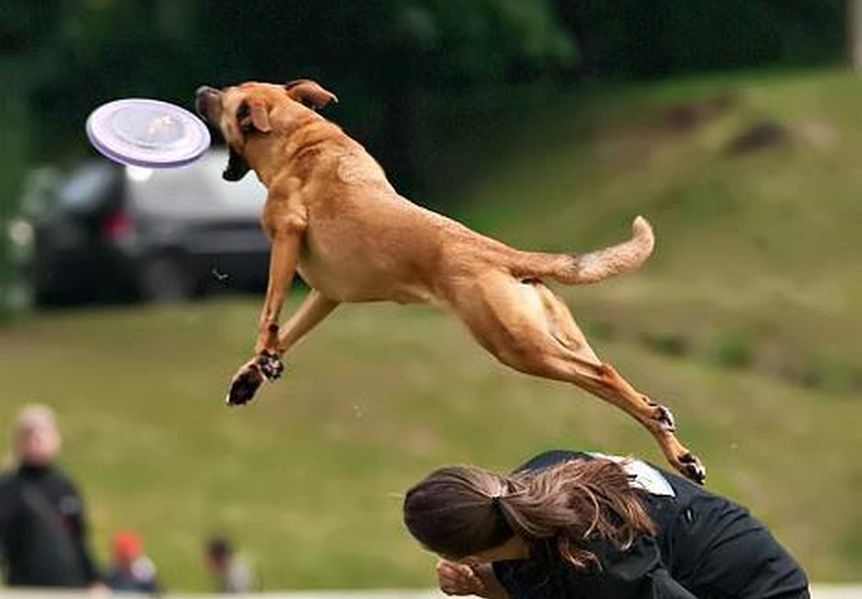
[404,449,808,598]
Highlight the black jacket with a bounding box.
[492,450,809,599]
[0,463,100,587]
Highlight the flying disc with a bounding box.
[86,98,211,168]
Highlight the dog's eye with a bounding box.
[236,102,250,121]
[236,102,255,133]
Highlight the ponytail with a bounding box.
[403,457,655,569]
[497,458,656,568]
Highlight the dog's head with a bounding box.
[195,80,338,181]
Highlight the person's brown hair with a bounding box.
[403,457,657,569]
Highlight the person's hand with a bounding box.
[436,558,487,596]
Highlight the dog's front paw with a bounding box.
[225,352,285,406]
[226,360,265,406]
[256,350,284,381]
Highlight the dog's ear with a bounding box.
[237,99,271,134]
[283,79,338,110]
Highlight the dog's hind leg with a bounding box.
[451,274,705,483]
[226,290,338,406]
[276,289,340,355]
[530,283,680,431]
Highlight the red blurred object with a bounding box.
[100,209,133,242]
[112,531,142,561]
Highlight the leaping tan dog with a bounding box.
[195,80,705,483]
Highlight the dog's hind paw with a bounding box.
[655,405,676,432]
[679,452,707,485]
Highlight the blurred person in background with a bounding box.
[0,405,102,588]
[404,449,808,599]
[204,535,255,593]
[105,530,161,594]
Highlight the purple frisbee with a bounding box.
[86,98,211,168]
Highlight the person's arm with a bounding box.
[0,476,17,570]
[64,481,101,585]
[583,536,700,599]
[647,569,701,598]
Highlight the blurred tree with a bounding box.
[0,0,62,315]
[10,0,575,191]
[850,0,862,70]
[6,0,848,190]
[554,0,845,77]
[193,0,577,187]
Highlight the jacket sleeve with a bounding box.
[0,478,13,563]
[647,570,701,599]
[586,536,700,599]
[64,480,101,583]
[0,476,20,549]
[492,537,699,599]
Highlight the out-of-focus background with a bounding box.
[0,0,860,592]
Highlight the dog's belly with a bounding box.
[297,251,434,305]
[295,188,462,305]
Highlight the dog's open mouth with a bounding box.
[223,147,250,181]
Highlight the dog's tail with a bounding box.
[510,216,655,285]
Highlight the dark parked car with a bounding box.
[24,151,270,305]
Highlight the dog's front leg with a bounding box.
[227,192,307,405]
[255,227,303,355]
[226,228,302,405]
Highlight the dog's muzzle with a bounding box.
[193,86,248,181]
[194,85,221,122]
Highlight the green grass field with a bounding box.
[1,68,860,589]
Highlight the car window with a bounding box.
[128,152,265,219]
[57,162,120,213]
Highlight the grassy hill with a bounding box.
[0,69,860,589]
[440,68,862,391]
